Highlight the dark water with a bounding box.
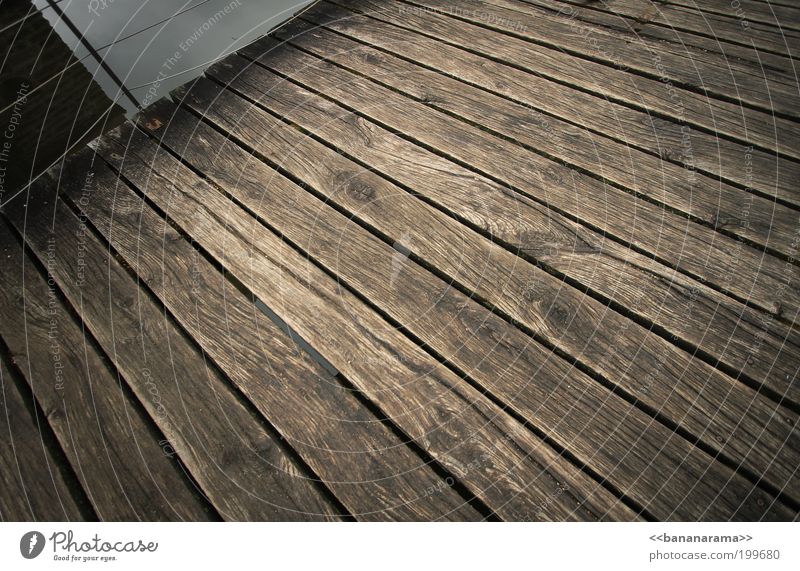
[0,0,312,201]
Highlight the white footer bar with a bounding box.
[1,522,797,569]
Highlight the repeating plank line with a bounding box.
[211,47,800,408]
[537,0,800,56]
[124,105,760,520]
[58,149,485,522]
[94,124,636,522]
[0,346,88,521]
[229,44,800,331]
[498,0,799,84]
[3,0,795,524]
[747,0,800,11]
[489,0,800,112]
[304,2,800,226]
[190,57,800,416]
[656,0,800,32]
[750,0,800,9]
[333,0,800,161]
[276,20,798,265]
[486,0,800,81]
[130,92,796,518]
[513,0,798,76]
[3,180,346,521]
[168,73,800,506]
[400,0,799,119]
[54,177,357,522]
[0,217,214,521]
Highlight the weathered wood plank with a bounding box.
[503,0,799,83]
[336,0,800,160]
[166,74,800,506]
[228,46,800,326]
[182,67,800,414]
[516,0,797,76]
[0,217,212,521]
[571,0,800,55]
[3,179,344,521]
[60,149,482,522]
[0,351,85,521]
[276,21,798,263]
[3,0,795,524]
[405,0,800,118]
[748,0,798,8]
[95,124,633,522]
[220,43,800,405]
[658,0,800,31]
[134,95,794,519]
[301,2,800,227]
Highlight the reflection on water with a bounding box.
[0,0,311,199]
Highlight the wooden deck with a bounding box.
[2,0,799,521]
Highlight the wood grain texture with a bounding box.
[180,67,800,407]
[411,0,799,118]
[0,218,211,521]
[95,122,636,522]
[2,0,796,522]
[213,47,800,407]
[0,351,84,521]
[225,46,800,329]
[645,0,800,32]
[277,20,798,261]
[169,74,800,506]
[60,148,482,522]
[260,24,800,403]
[335,0,800,160]
[577,0,800,56]
[301,2,800,233]
[179,62,800,482]
[515,0,797,75]
[135,93,794,520]
[3,179,343,522]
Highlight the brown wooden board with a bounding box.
[229,46,800,329]
[514,0,797,76]
[135,93,794,520]
[3,0,796,524]
[335,0,800,160]
[94,123,634,522]
[565,0,800,56]
[182,66,800,413]
[654,0,800,32]
[0,218,212,521]
[60,148,482,522]
[169,72,800,505]
[202,42,798,392]
[3,178,344,521]
[503,0,800,82]
[0,351,85,521]
[403,0,800,118]
[276,20,798,263]
[300,2,800,232]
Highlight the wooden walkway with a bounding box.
[2,0,799,521]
